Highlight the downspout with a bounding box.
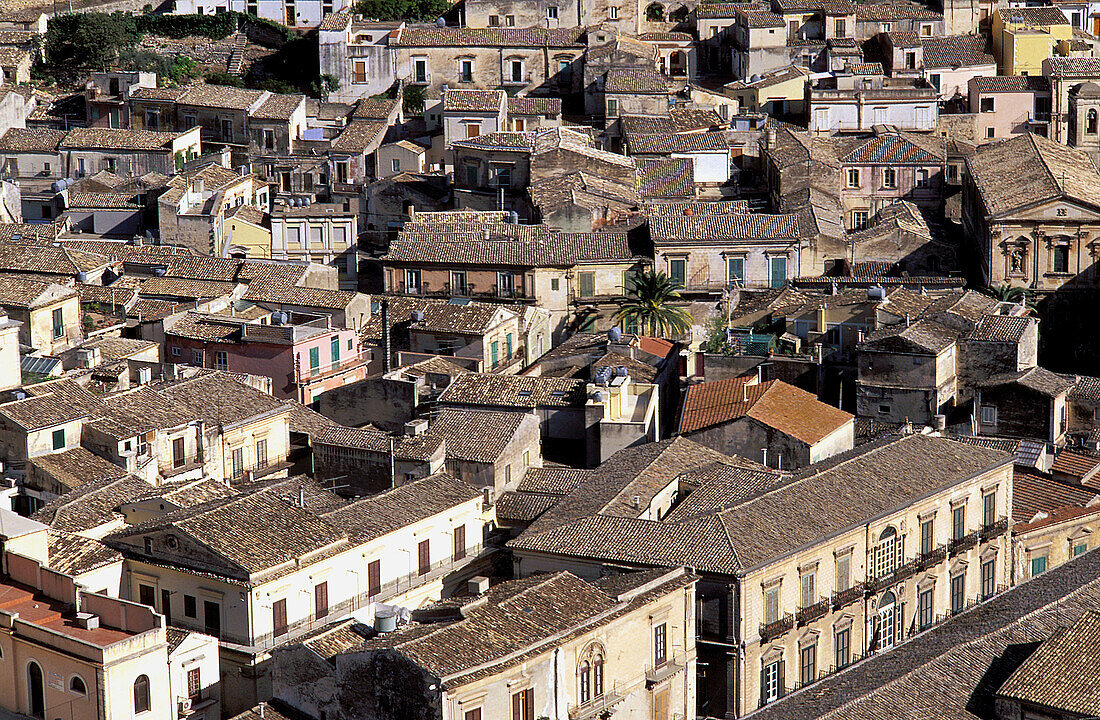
[554,647,561,719]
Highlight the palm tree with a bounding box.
[981,283,1036,311]
[614,269,693,338]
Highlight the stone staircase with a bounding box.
[226,33,248,76]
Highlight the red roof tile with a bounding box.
[1052,451,1100,482]
[1013,470,1099,523]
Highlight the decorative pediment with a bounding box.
[1008,198,1100,224]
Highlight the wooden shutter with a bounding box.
[524,689,534,720]
[454,524,466,561]
[368,559,381,596]
[315,581,328,619]
[273,598,287,637]
[418,539,430,575]
[655,688,669,720]
[777,659,785,698]
[512,692,521,720]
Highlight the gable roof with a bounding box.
[321,473,479,542]
[679,378,852,443]
[428,409,530,463]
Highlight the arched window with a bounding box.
[670,51,687,76]
[1089,108,1098,134]
[578,642,605,703]
[70,675,87,696]
[133,675,151,714]
[593,653,604,697]
[579,660,591,703]
[875,526,898,579]
[27,662,45,719]
[877,590,897,650]
[669,4,689,21]
[646,2,664,20]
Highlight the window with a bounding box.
[580,661,591,703]
[184,594,197,618]
[256,439,268,469]
[134,675,151,714]
[139,583,155,606]
[460,59,473,82]
[368,559,381,595]
[980,97,994,113]
[465,711,481,720]
[172,437,185,468]
[414,58,428,83]
[882,167,896,189]
[654,623,667,666]
[769,256,787,289]
[192,349,204,366]
[488,14,499,25]
[450,270,468,295]
[492,340,500,368]
[547,5,558,18]
[846,168,860,187]
[405,268,422,292]
[510,59,524,82]
[606,98,619,117]
[70,676,87,696]
[727,256,744,285]
[980,405,996,425]
[834,18,845,36]
[800,569,816,608]
[985,127,995,140]
[231,447,244,478]
[789,19,799,38]
[852,209,868,228]
[453,524,466,561]
[875,527,898,579]
[763,585,779,625]
[273,598,288,637]
[982,491,996,528]
[214,350,228,371]
[920,518,934,556]
[28,662,44,719]
[761,659,783,704]
[918,586,933,629]
[52,428,65,450]
[929,73,940,91]
[104,157,117,173]
[498,272,515,296]
[204,600,221,637]
[309,346,321,376]
[609,5,618,18]
[52,307,64,338]
[285,2,294,24]
[1031,554,1047,577]
[185,667,201,701]
[835,627,850,668]
[904,51,916,70]
[331,335,341,366]
[513,117,526,131]
[916,169,929,188]
[952,504,965,541]
[1053,245,1070,274]
[263,129,275,151]
[981,558,995,599]
[835,554,850,592]
[1075,540,1089,557]
[950,572,965,614]
[315,581,329,619]
[418,539,430,575]
[493,165,511,187]
[162,589,172,625]
[578,271,595,298]
[877,590,897,650]
[511,688,534,720]
[799,643,816,686]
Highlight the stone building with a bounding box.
[318,15,401,101]
[962,132,1100,291]
[509,433,1014,717]
[967,75,1052,142]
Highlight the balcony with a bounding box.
[759,613,794,643]
[979,517,1009,542]
[831,584,863,610]
[295,352,367,385]
[796,598,830,626]
[866,559,919,593]
[568,690,625,719]
[645,651,689,687]
[410,72,431,85]
[917,545,947,571]
[948,532,979,557]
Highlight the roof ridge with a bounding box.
[1027,132,1063,195]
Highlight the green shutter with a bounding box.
[770,257,787,288]
[52,428,65,450]
[309,347,320,375]
[491,341,499,368]
[331,336,340,364]
[506,333,513,358]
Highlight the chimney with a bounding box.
[405,418,428,435]
[381,298,392,373]
[766,125,777,149]
[742,381,748,402]
[468,576,490,595]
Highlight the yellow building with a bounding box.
[225,204,273,259]
[992,6,1072,75]
[727,64,810,115]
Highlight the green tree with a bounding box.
[403,85,426,115]
[352,0,450,21]
[614,270,693,338]
[981,283,1037,310]
[44,12,140,73]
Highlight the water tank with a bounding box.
[76,271,88,283]
[271,310,289,325]
[435,16,446,26]
[591,390,604,402]
[154,267,167,277]
[64,178,74,189]
[51,181,62,193]
[868,285,886,301]
[607,326,622,342]
[615,365,628,377]
[374,609,397,633]
[13,391,25,400]
[411,309,425,322]
[508,210,519,224]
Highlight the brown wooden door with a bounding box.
[368,559,381,596]
[453,524,466,561]
[314,581,328,619]
[418,539,430,575]
[172,437,185,468]
[273,598,287,637]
